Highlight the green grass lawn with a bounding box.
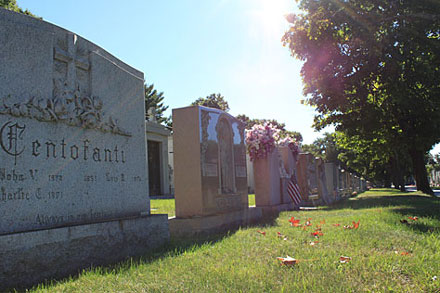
[31,189,440,292]
[150,198,175,217]
[151,194,256,217]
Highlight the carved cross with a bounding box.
[54,33,90,91]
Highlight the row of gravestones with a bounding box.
[0,8,365,289]
[169,106,368,237]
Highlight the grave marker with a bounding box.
[0,9,168,289]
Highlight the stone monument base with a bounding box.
[169,207,263,238]
[257,202,295,218]
[0,214,169,290]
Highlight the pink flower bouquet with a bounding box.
[245,123,280,161]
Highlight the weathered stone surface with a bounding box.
[0,8,149,234]
[0,214,169,290]
[173,106,248,218]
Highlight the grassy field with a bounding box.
[151,194,256,217]
[150,198,175,217]
[31,189,440,292]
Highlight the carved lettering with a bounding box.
[93,147,101,162]
[36,214,64,225]
[114,145,119,162]
[32,140,41,157]
[0,121,26,165]
[5,134,127,164]
[48,174,63,182]
[84,174,97,182]
[29,169,38,180]
[0,168,26,182]
[46,141,57,158]
[0,186,30,201]
[70,145,79,160]
[61,139,66,158]
[48,191,63,199]
[83,139,89,160]
[104,148,112,162]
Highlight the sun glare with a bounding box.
[250,0,292,39]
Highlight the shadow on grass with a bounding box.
[30,216,278,291]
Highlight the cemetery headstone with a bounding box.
[297,153,319,203]
[325,162,339,201]
[0,8,169,289]
[172,105,248,218]
[316,158,331,204]
[252,148,282,208]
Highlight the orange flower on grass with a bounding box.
[257,230,266,236]
[408,216,419,221]
[339,256,352,263]
[277,256,298,266]
[288,217,301,227]
[311,231,323,237]
[353,220,360,229]
[344,220,360,229]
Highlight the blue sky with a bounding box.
[18,0,325,144]
[17,0,440,153]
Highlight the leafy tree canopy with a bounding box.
[0,0,38,17]
[191,93,230,112]
[283,0,440,194]
[144,83,171,127]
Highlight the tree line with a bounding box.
[282,0,440,195]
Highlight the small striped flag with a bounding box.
[287,175,302,206]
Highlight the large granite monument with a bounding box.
[0,8,169,289]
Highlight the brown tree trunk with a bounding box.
[409,148,433,195]
[390,157,400,190]
[393,153,406,192]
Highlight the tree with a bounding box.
[0,0,38,17]
[191,93,230,112]
[283,0,440,195]
[144,83,171,126]
[335,131,411,190]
